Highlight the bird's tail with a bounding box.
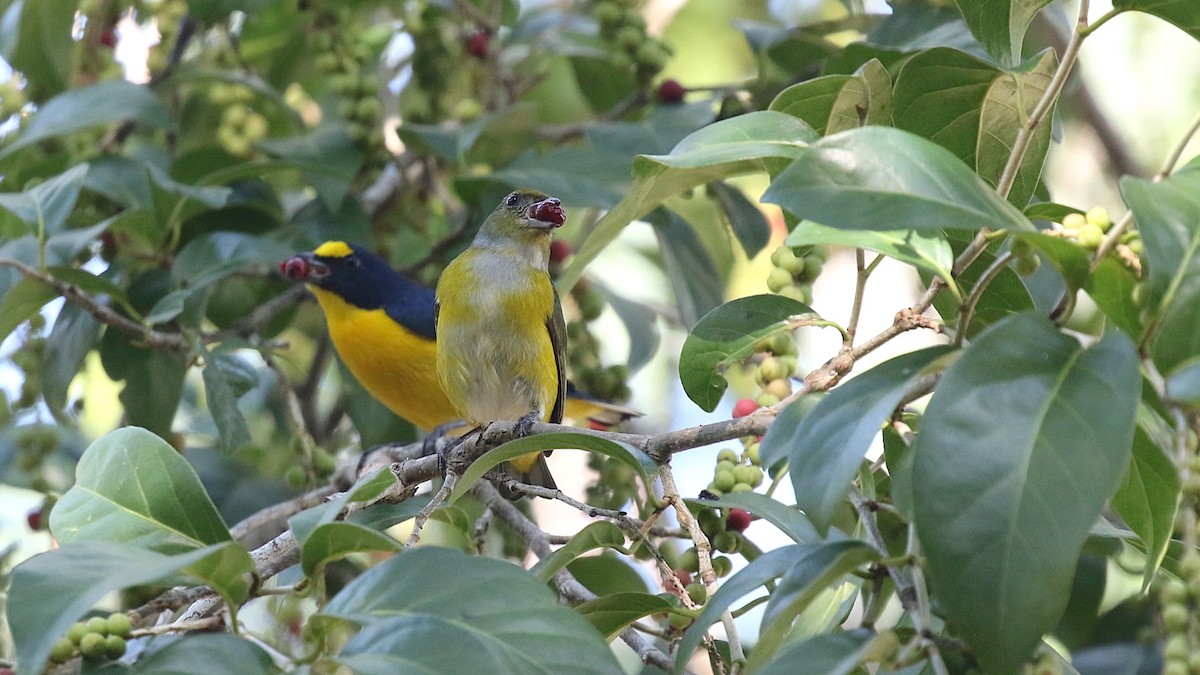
[499,453,557,500]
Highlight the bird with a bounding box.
[435,189,570,492]
[280,235,637,483]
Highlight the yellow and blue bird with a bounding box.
[435,189,569,490]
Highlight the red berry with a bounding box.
[466,30,490,59]
[99,30,117,48]
[587,419,611,431]
[658,79,686,104]
[550,240,572,265]
[280,256,309,279]
[731,398,758,418]
[725,508,751,533]
[673,570,692,587]
[26,508,42,531]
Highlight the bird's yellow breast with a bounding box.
[311,287,456,432]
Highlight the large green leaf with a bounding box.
[124,634,281,674]
[0,0,75,100]
[679,294,815,412]
[686,491,820,543]
[318,547,624,675]
[1120,169,1200,374]
[771,58,893,136]
[787,220,956,290]
[0,163,90,237]
[764,347,955,534]
[762,127,1032,232]
[201,351,254,454]
[654,208,725,328]
[41,303,102,413]
[530,521,627,581]
[913,313,1140,674]
[8,541,251,675]
[0,276,56,344]
[558,111,819,291]
[952,0,1053,67]
[1111,425,1180,588]
[757,629,876,675]
[50,427,236,553]
[574,593,679,641]
[300,522,400,578]
[1085,257,1142,337]
[711,181,771,259]
[0,81,170,159]
[1112,0,1200,43]
[674,542,874,672]
[261,126,365,211]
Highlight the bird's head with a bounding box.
[280,241,409,310]
[477,189,566,247]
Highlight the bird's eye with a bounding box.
[347,256,361,268]
[505,193,520,207]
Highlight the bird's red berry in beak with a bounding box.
[528,198,565,227]
[281,256,311,280]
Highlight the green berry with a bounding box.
[746,443,760,466]
[50,637,76,662]
[731,482,753,493]
[1062,212,1087,230]
[685,581,707,605]
[713,530,741,554]
[1013,254,1040,276]
[799,256,823,282]
[1187,651,1200,674]
[577,288,605,321]
[1085,206,1112,231]
[713,469,736,492]
[733,464,758,485]
[716,448,738,464]
[770,246,798,269]
[68,621,89,644]
[1163,602,1189,631]
[1127,239,1143,255]
[704,486,724,497]
[764,378,792,400]
[1164,635,1190,661]
[106,612,132,637]
[755,392,780,407]
[758,356,790,383]
[1163,660,1188,675]
[766,267,794,293]
[777,285,808,304]
[1010,237,1033,258]
[103,634,126,659]
[594,2,622,27]
[285,464,308,488]
[668,611,693,629]
[1163,579,1189,603]
[80,632,107,660]
[769,333,797,356]
[715,459,737,474]
[679,547,699,573]
[1077,223,1104,249]
[86,616,109,635]
[712,556,733,577]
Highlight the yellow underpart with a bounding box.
[314,241,354,258]
[310,286,455,432]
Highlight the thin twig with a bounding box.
[405,472,458,547]
[953,251,1015,346]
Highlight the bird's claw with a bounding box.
[514,411,540,438]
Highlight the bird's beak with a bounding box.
[526,198,565,230]
[280,253,330,283]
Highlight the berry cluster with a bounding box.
[767,245,826,306]
[592,0,672,87]
[211,85,269,157]
[585,455,639,510]
[51,613,133,664]
[706,444,764,498]
[672,508,751,598]
[556,242,632,406]
[284,444,337,489]
[0,74,26,121]
[308,7,385,153]
[77,0,124,85]
[1161,458,1200,675]
[1023,207,1143,276]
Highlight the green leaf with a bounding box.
[98,312,188,438]
[301,522,400,578]
[975,50,1057,207]
[787,220,956,291]
[952,0,1053,67]
[679,294,815,412]
[592,283,660,372]
[448,432,657,504]
[124,634,281,674]
[0,276,56,344]
[1112,0,1200,43]
[1111,425,1180,588]
[8,541,250,675]
[568,552,652,597]
[530,521,627,581]
[1166,360,1200,405]
[41,303,101,413]
[1012,232,1092,295]
[290,467,400,545]
[654,209,725,328]
[50,427,236,552]
[748,542,879,669]
[1120,169,1200,374]
[261,126,365,211]
[768,347,955,534]
[711,181,771,259]
[574,592,678,641]
[559,111,819,291]
[0,0,75,100]
[0,81,169,159]
[757,629,876,675]
[1085,257,1142,337]
[762,127,1032,233]
[0,163,90,236]
[674,542,872,672]
[686,491,820,543]
[913,313,1140,674]
[201,352,254,454]
[319,547,624,675]
[770,74,870,137]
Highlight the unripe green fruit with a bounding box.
[713,530,741,554]
[777,285,808,304]
[577,288,605,321]
[103,634,127,659]
[616,26,643,49]
[1127,239,1143,255]
[106,612,132,637]
[770,246,798,269]
[713,469,736,492]
[704,485,724,497]
[1164,635,1190,661]
[1187,651,1200,674]
[764,377,792,400]
[1163,579,1189,603]
[668,611,693,629]
[1077,223,1104,249]
[1185,474,1200,497]
[634,42,668,69]
[1180,551,1200,578]
[769,333,797,356]
[716,448,738,464]
[68,621,89,644]
[715,460,736,474]
[758,356,791,383]
[746,443,760,466]
[1013,254,1040,276]
[1062,212,1087,230]
[1163,602,1189,631]
[86,616,109,634]
[1163,660,1188,675]
[766,267,794,293]
[1010,237,1033,258]
[679,547,699,573]
[712,556,733,577]
[80,632,106,660]
[733,464,762,486]
[1085,206,1112,231]
[685,581,707,605]
[594,2,622,26]
[756,392,780,407]
[799,256,823,282]
[50,638,76,662]
[285,464,307,488]
[731,482,753,493]
[312,448,337,475]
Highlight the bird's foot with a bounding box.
[356,443,390,477]
[513,411,541,438]
[438,427,481,474]
[419,419,469,460]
